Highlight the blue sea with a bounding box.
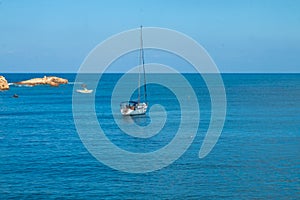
[0,73,299,199]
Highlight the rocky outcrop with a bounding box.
[15,76,68,87]
[0,76,9,90]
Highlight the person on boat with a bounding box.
[81,84,87,89]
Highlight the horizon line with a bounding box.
[1,71,300,74]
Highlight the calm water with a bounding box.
[0,73,299,199]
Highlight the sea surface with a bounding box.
[0,73,299,199]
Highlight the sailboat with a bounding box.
[120,26,148,116]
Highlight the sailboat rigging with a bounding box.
[120,26,148,116]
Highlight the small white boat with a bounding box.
[76,88,93,94]
[120,26,148,116]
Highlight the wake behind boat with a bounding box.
[120,26,148,116]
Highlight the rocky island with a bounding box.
[15,76,68,87]
[0,75,9,90]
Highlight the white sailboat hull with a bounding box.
[120,102,148,116]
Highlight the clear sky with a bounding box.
[0,0,299,72]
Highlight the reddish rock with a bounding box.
[0,76,9,90]
[15,76,68,87]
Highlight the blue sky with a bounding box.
[0,0,299,72]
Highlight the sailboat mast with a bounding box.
[140,26,147,103]
[138,27,142,103]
